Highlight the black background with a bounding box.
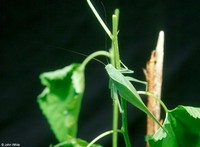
[1,0,200,146]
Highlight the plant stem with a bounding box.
[87,130,123,147]
[112,96,119,147]
[121,100,131,147]
[111,9,120,147]
[87,0,113,39]
[53,141,69,147]
[81,50,110,68]
[137,91,169,113]
[144,31,164,139]
[112,9,131,147]
[112,10,120,69]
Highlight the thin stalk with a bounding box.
[87,0,113,39]
[81,50,110,69]
[112,96,119,147]
[87,1,131,146]
[111,10,120,147]
[121,100,131,147]
[112,9,131,147]
[137,91,169,113]
[54,129,122,147]
[112,10,120,69]
[53,141,70,147]
[87,130,123,147]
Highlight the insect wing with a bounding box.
[105,64,142,103]
[105,64,164,130]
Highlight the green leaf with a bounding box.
[146,105,200,147]
[37,63,85,142]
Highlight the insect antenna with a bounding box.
[100,1,111,65]
[48,45,106,65]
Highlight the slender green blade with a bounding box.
[38,63,85,142]
[146,105,200,147]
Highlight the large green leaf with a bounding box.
[146,105,200,147]
[38,63,85,142]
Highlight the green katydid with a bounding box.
[105,63,165,131]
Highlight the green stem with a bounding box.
[137,91,169,112]
[52,139,73,147]
[81,50,110,69]
[87,1,131,146]
[112,91,119,147]
[111,9,121,147]
[112,9,131,147]
[112,10,120,69]
[121,100,131,147]
[87,130,123,147]
[87,0,113,39]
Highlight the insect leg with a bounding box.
[126,76,148,92]
[119,60,134,74]
[110,80,123,113]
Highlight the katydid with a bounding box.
[105,63,165,131]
